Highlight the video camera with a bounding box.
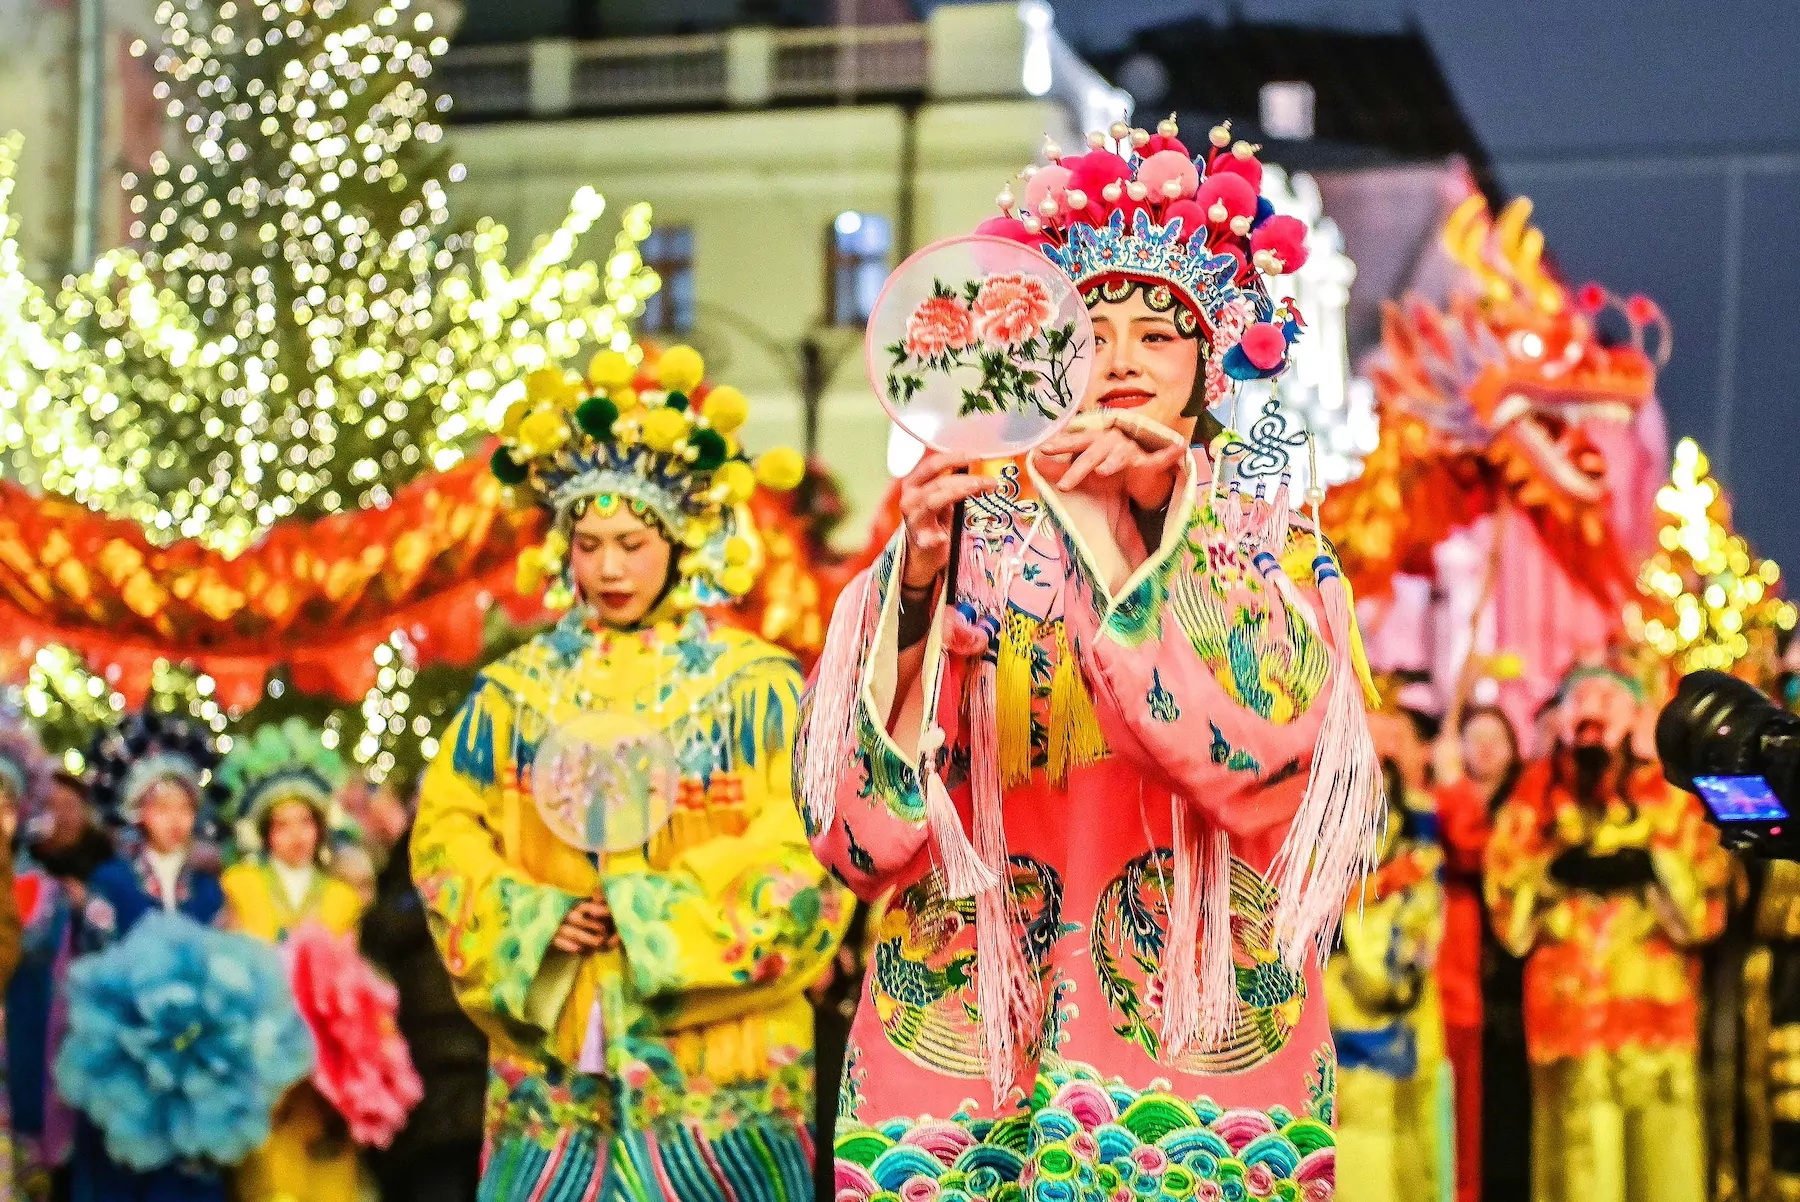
[1657,669,1800,856]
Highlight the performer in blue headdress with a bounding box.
[68,709,229,1202]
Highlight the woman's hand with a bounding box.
[552,897,619,955]
[898,451,998,591]
[1036,414,1187,509]
[1432,732,1465,787]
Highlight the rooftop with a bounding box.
[1090,19,1491,181]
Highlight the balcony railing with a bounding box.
[570,34,731,111]
[441,24,930,120]
[769,25,930,102]
[438,44,534,121]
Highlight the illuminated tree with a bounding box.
[0,0,659,553]
[1632,437,1795,674]
[5,624,534,785]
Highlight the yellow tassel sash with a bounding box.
[996,609,1038,788]
[1047,620,1107,786]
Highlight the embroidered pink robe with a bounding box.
[802,453,1375,1202]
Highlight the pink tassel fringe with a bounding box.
[1267,563,1320,641]
[920,743,997,898]
[961,545,1037,1102]
[1268,558,1384,970]
[1196,824,1236,1050]
[1158,794,1203,1058]
[969,657,1036,1105]
[1252,551,1295,659]
[1262,474,1293,551]
[1161,800,1238,1060]
[798,570,879,832]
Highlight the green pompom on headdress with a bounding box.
[216,718,347,832]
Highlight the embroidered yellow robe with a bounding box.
[413,612,850,1201]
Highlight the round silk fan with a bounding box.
[866,235,1093,459]
[531,712,680,855]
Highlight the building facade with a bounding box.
[442,1,1128,530]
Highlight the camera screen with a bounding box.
[1694,774,1789,822]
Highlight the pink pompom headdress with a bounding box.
[977,116,1313,403]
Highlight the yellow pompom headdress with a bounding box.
[490,343,804,609]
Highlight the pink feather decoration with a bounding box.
[283,922,424,1149]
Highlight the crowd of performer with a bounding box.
[1334,667,1733,1202]
[0,708,491,1202]
[0,645,1769,1202]
[0,109,1783,1202]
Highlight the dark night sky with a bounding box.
[1035,0,1800,572]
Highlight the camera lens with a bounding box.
[1657,670,1800,806]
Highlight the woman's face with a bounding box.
[43,778,89,852]
[568,503,674,629]
[1083,290,1201,433]
[1461,712,1518,787]
[138,779,196,855]
[266,799,321,870]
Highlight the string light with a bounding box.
[1629,436,1795,673]
[16,647,123,770]
[7,646,224,767]
[355,629,416,782]
[0,0,659,554]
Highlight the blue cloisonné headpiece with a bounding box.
[1046,208,1257,335]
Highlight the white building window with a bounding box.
[828,211,891,327]
[641,225,695,334]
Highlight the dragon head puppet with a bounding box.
[1327,192,1669,608]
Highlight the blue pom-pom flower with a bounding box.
[54,911,314,1171]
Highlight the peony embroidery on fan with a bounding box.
[886,274,1084,421]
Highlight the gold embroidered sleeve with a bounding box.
[412,680,583,1048]
[605,661,853,1029]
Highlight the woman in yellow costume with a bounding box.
[215,718,363,1202]
[1328,712,1453,1202]
[414,345,850,1200]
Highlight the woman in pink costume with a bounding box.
[799,116,1383,1202]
